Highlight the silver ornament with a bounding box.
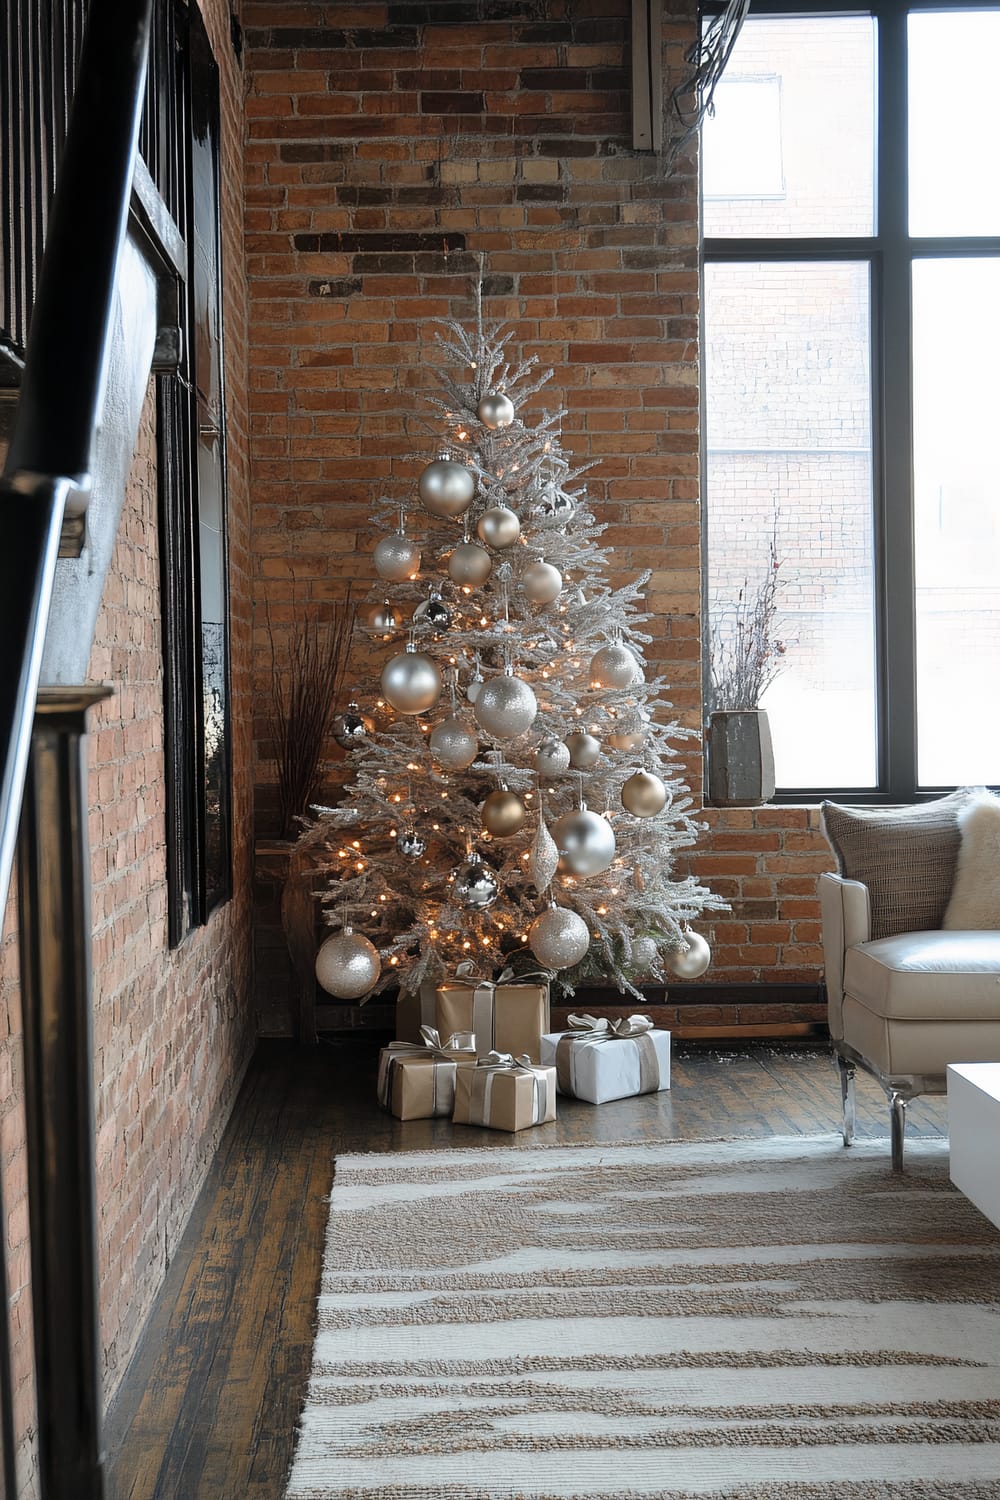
[414,595,452,633]
[534,737,571,777]
[565,731,601,770]
[451,853,499,910]
[528,905,591,970]
[666,931,712,980]
[621,770,669,818]
[528,817,560,892]
[418,456,475,518]
[631,936,660,976]
[362,600,400,635]
[522,560,563,605]
[466,675,484,704]
[473,673,538,739]
[380,648,442,715]
[590,643,641,690]
[331,703,369,749]
[315,928,381,999]
[476,506,521,549]
[481,789,526,838]
[396,828,427,858]
[448,541,493,587]
[477,392,515,429]
[374,533,421,581]
[429,715,478,770]
[533,486,576,521]
[553,807,616,877]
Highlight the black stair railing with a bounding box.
[0,1,154,1495]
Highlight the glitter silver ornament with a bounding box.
[528,905,591,970]
[448,541,493,587]
[396,828,426,858]
[665,931,712,980]
[534,737,571,777]
[413,594,452,633]
[315,928,381,999]
[590,643,642,690]
[631,936,660,975]
[331,702,369,749]
[473,673,538,739]
[451,853,500,910]
[418,456,475,518]
[362,600,400,635]
[565,731,601,770]
[481,789,526,838]
[429,715,478,770]
[374,533,421,581]
[475,506,521,549]
[477,391,515,429]
[528,817,560,892]
[553,806,616,877]
[522,560,563,605]
[621,770,669,818]
[380,648,442,715]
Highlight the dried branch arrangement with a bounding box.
[707,533,786,713]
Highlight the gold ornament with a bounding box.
[522,560,563,604]
[665,931,712,979]
[476,506,521,549]
[565,731,601,769]
[448,541,493,586]
[477,392,515,429]
[481,789,527,838]
[620,770,668,818]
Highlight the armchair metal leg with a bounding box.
[838,1055,856,1147]
[889,1090,908,1173]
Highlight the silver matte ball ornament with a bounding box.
[590,643,642,690]
[666,931,712,980]
[380,649,442,715]
[535,737,572,777]
[565,732,601,770]
[315,928,381,999]
[448,541,493,587]
[528,906,591,970]
[476,506,521,549]
[621,770,669,818]
[451,853,500,911]
[473,674,538,739]
[331,703,369,750]
[522,560,563,605]
[414,595,452,633]
[374,533,421,581]
[362,600,400,635]
[429,715,478,770]
[481,789,527,839]
[418,457,475,519]
[477,392,515,430]
[553,807,617,877]
[396,828,427,859]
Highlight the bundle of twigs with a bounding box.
[707,534,786,713]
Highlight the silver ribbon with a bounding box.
[377,1026,477,1112]
[556,1015,660,1097]
[469,1051,551,1127]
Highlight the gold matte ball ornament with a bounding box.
[620,770,669,818]
[477,392,516,429]
[565,731,601,770]
[522,560,563,605]
[607,726,646,753]
[481,789,527,838]
[447,541,493,587]
[476,505,521,549]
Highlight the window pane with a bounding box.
[909,13,1000,237]
[913,258,1000,786]
[705,262,877,789]
[702,17,875,239]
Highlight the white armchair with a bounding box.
[820,791,1000,1171]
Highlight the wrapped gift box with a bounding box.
[394,979,439,1044]
[539,1014,671,1104]
[435,979,550,1063]
[377,1027,477,1121]
[453,1053,557,1133]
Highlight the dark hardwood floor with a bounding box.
[104,1035,949,1500]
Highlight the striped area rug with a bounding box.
[286,1137,1000,1499]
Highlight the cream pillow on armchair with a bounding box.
[942,789,1000,929]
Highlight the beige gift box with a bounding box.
[377,1028,477,1121]
[452,1055,557,1133]
[435,980,550,1064]
[394,979,439,1044]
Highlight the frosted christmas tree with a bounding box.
[306,287,726,1004]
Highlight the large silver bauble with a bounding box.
[451,854,500,910]
[418,457,475,518]
[473,674,538,739]
[315,929,381,999]
[380,649,442,715]
[522,560,563,605]
[477,392,515,429]
[374,533,421,581]
[396,828,427,858]
[665,931,712,980]
[553,808,616,877]
[565,731,601,770]
[621,770,668,818]
[413,595,452,633]
[481,789,526,839]
[331,704,369,749]
[476,506,521,549]
[528,906,591,970]
[362,600,400,635]
[590,643,642,690]
[429,715,478,770]
[448,541,493,587]
[534,737,571,777]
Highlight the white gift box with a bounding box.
[539,1015,671,1104]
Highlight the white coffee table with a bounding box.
[947,1062,1000,1229]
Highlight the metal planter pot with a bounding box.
[706,709,776,807]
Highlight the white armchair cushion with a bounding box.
[845,930,1000,1020]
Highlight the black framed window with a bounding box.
[702,0,1000,801]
